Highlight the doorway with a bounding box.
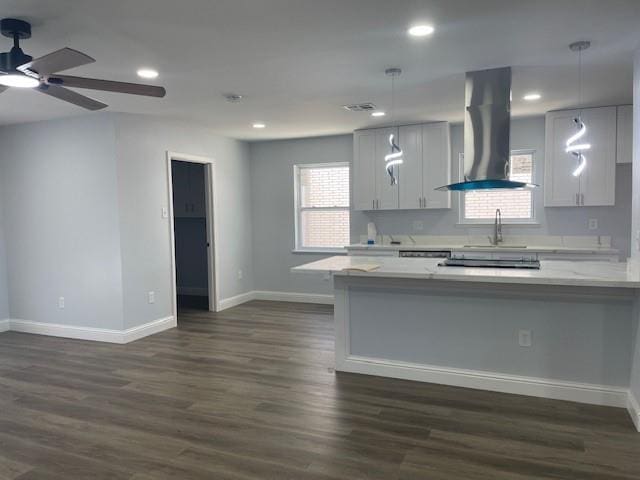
[167,153,218,318]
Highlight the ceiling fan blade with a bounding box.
[37,84,107,111]
[48,74,166,98]
[17,48,95,75]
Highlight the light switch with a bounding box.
[413,221,424,231]
[518,330,532,347]
[161,207,169,219]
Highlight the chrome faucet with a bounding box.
[489,208,503,246]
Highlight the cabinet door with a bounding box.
[353,130,377,210]
[374,127,400,210]
[544,110,581,207]
[616,105,632,164]
[422,122,451,209]
[190,164,206,217]
[580,106,616,206]
[398,125,423,209]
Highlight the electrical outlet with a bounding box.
[413,220,424,231]
[148,291,155,304]
[58,297,65,309]
[588,219,598,230]
[518,329,532,347]
[161,207,169,219]
[237,269,243,280]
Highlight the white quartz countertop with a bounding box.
[292,256,640,289]
[346,244,619,255]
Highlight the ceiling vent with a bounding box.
[343,102,377,112]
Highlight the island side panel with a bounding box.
[332,275,634,407]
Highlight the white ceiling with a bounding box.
[1,0,639,140]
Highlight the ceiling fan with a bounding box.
[0,18,166,110]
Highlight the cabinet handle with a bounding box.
[423,197,427,208]
[581,193,585,205]
[575,193,579,206]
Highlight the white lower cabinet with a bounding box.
[544,106,617,207]
[353,122,451,211]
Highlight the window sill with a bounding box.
[291,249,348,255]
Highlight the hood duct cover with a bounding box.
[438,67,535,191]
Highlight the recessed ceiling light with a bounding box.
[0,74,39,88]
[137,68,159,79]
[408,25,434,37]
[523,92,542,101]
[371,111,386,117]
[253,123,266,129]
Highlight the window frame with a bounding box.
[293,162,351,254]
[458,149,539,225]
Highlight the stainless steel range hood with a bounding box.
[438,67,535,191]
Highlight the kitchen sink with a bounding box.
[463,245,528,249]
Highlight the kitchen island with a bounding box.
[293,256,640,429]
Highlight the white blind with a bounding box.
[296,164,350,249]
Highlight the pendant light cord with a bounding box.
[391,74,395,121]
[578,48,583,119]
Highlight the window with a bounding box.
[461,151,536,223]
[294,163,350,252]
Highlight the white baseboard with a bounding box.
[253,290,334,305]
[217,290,334,311]
[177,286,208,296]
[123,316,176,343]
[8,316,175,344]
[340,355,629,408]
[0,319,9,333]
[218,291,256,311]
[628,391,640,432]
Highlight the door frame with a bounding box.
[166,151,220,320]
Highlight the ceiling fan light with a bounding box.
[137,68,159,79]
[0,74,39,88]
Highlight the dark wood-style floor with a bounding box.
[0,300,638,479]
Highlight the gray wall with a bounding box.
[115,114,254,328]
[174,218,209,295]
[250,136,352,296]
[249,117,633,295]
[0,115,125,329]
[0,113,254,331]
[0,177,9,320]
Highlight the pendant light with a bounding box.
[566,41,591,177]
[384,68,403,185]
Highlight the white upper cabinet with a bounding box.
[544,106,617,207]
[421,122,451,209]
[375,127,400,210]
[353,130,377,210]
[616,105,633,164]
[398,124,423,209]
[354,122,451,211]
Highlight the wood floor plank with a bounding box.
[0,300,637,479]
